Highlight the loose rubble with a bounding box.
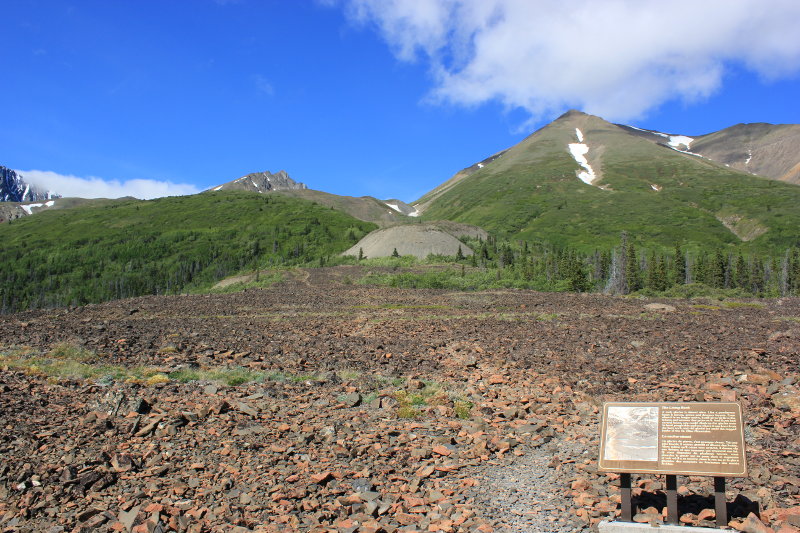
[0,267,798,532]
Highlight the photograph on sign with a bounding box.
[604,406,659,462]
[598,402,747,477]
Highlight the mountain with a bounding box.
[690,123,800,184]
[209,169,308,193]
[209,169,415,226]
[617,122,800,184]
[1,166,59,203]
[414,110,800,252]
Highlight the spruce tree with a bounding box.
[625,239,641,293]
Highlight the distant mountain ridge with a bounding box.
[0,166,59,202]
[208,170,416,226]
[617,121,800,184]
[690,123,800,184]
[4,112,800,253]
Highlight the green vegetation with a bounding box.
[359,234,800,298]
[0,191,375,312]
[0,343,322,387]
[453,400,474,419]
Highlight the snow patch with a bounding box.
[385,203,402,213]
[408,210,420,217]
[477,163,484,168]
[251,179,259,188]
[745,149,752,165]
[667,135,693,149]
[575,128,584,142]
[567,142,597,185]
[20,200,54,215]
[212,185,223,191]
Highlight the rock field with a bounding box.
[0,267,798,532]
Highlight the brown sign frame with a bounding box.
[598,402,747,477]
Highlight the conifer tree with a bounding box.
[694,252,709,285]
[703,250,724,288]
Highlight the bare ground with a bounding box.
[0,266,798,532]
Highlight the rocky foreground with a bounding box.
[0,267,798,532]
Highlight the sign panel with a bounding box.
[598,402,747,476]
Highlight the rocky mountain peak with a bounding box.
[210,169,308,194]
[1,166,60,203]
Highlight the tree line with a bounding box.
[459,232,800,297]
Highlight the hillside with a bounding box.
[415,111,800,252]
[275,188,407,226]
[690,122,800,184]
[0,191,375,312]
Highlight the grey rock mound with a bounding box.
[342,224,475,259]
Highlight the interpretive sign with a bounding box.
[598,402,747,476]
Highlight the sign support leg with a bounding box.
[666,474,678,525]
[714,476,727,528]
[620,473,632,522]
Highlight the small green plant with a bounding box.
[454,400,473,419]
[397,405,422,419]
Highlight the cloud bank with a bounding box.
[339,0,800,121]
[20,170,201,200]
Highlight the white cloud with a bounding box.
[337,0,800,122]
[19,169,201,200]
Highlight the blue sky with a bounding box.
[3,0,800,202]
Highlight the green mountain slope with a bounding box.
[416,111,800,252]
[0,191,376,312]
